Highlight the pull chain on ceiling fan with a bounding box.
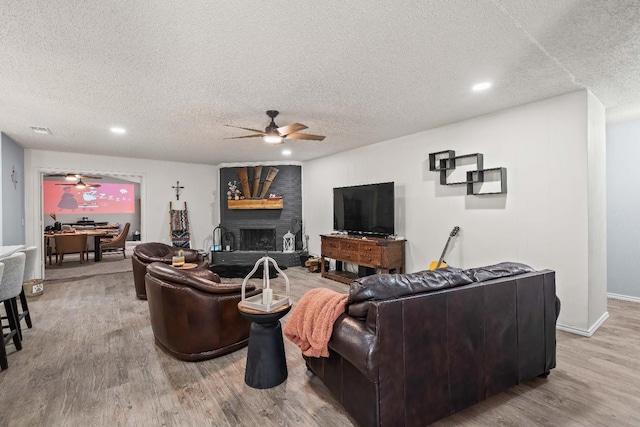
[225,110,326,144]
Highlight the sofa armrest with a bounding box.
[329,314,378,381]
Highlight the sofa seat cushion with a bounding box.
[463,262,534,282]
[347,267,473,318]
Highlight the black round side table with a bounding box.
[237,302,292,389]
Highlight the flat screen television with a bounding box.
[333,182,395,237]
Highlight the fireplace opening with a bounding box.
[240,228,277,251]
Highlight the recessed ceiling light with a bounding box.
[282,149,292,156]
[29,126,52,135]
[110,127,126,135]
[472,82,492,91]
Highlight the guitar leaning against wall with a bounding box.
[428,226,460,270]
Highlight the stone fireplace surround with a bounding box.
[214,165,304,267]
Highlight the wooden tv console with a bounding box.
[320,234,406,284]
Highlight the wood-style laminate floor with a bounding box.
[1,265,639,426]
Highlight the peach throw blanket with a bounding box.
[284,288,348,358]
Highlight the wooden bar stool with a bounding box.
[17,246,38,329]
[0,252,26,370]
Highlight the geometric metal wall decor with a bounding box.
[428,150,507,195]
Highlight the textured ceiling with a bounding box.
[1,1,639,164]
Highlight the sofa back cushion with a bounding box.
[347,267,473,318]
[463,262,534,282]
[146,262,254,294]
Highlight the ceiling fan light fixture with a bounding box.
[110,127,126,135]
[472,82,492,91]
[76,180,87,189]
[264,134,283,144]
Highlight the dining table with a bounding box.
[44,230,114,263]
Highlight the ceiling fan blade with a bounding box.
[46,173,102,179]
[276,123,308,136]
[223,134,265,139]
[284,132,326,141]
[224,125,266,134]
[88,184,101,188]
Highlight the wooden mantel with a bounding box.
[227,198,284,210]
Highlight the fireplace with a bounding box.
[240,228,276,251]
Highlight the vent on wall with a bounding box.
[29,126,52,135]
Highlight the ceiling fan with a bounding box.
[46,173,102,188]
[54,179,101,189]
[225,110,326,144]
[45,173,103,180]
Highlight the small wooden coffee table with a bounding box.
[237,302,292,389]
[174,262,198,269]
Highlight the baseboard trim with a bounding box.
[556,311,610,337]
[608,293,640,303]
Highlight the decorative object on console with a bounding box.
[429,149,507,195]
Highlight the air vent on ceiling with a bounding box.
[29,126,52,135]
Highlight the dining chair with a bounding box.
[0,252,26,370]
[53,233,88,265]
[16,246,38,329]
[100,222,130,259]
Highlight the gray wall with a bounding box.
[220,165,302,251]
[607,119,640,299]
[1,133,25,245]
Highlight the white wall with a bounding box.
[587,91,608,330]
[25,150,219,277]
[607,119,640,301]
[303,90,607,335]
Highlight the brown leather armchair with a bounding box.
[145,262,261,361]
[132,242,208,299]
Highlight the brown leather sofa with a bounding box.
[303,262,560,427]
[145,262,261,361]
[132,242,208,299]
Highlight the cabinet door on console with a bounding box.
[321,237,341,259]
[339,240,360,263]
[359,241,382,267]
